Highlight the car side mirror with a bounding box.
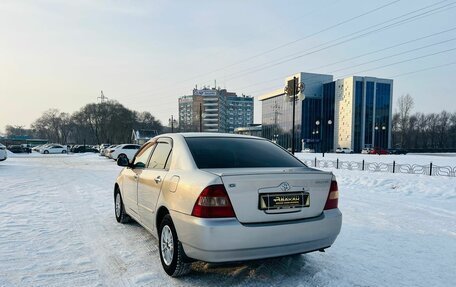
[117,157,130,167]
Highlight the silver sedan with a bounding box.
[114,133,342,276]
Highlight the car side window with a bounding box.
[147,142,172,170]
[133,143,155,169]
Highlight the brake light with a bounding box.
[324,180,339,210]
[191,185,236,218]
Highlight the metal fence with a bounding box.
[302,158,456,177]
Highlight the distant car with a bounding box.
[110,144,140,162]
[361,148,372,154]
[72,146,99,153]
[103,145,118,157]
[114,133,342,277]
[0,144,7,161]
[99,143,111,154]
[33,144,48,152]
[369,147,388,155]
[335,147,353,154]
[302,148,315,153]
[36,144,53,153]
[40,144,68,154]
[8,145,31,153]
[388,148,407,155]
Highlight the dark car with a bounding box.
[388,148,407,155]
[8,145,31,153]
[72,146,99,153]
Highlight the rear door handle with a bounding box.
[154,176,162,184]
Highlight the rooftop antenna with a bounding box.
[98,90,109,103]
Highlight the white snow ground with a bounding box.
[0,153,455,287]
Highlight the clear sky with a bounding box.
[1,0,455,132]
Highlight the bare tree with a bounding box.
[396,94,414,147]
[31,109,71,143]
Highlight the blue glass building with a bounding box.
[260,73,393,153]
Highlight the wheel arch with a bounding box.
[114,183,120,199]
[156,206,170,231]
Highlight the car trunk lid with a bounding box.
[203,168,333,223]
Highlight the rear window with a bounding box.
[185,137,305,169]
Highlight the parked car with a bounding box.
[0,144,7,161]
[32,144,47,152]
[114,133,342,276]
[99,143,111,154]
[36,144,53,153]
[361,148,372,154]
[110,144,140,161]
[369,147,388,155]
[71,146,99,153]
[8,145,31,153]
[40,144,67,154]
[103,145,118,157]
[335,147,353,154]
[388,148,407,155]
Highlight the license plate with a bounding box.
[259,192,310,210]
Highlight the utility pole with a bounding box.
[292,77,297,155]
[285,77,304,155]
[97,90,108,103]
[199,103,203,132]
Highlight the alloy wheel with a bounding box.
[160,225,174,266]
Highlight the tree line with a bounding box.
[392,94,456,150]
[5,101,163,145]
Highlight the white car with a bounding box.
[114,133,342,276]
[361,148,372,154]
[103,145,117,157]
[99,143,111,155]
[335,147,353,154]
[0,144,7,161]
[110,144,140,162]
[40,144,68,154]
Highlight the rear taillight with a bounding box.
[191,184,236,218]
[324,180,339,210]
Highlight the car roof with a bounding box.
[167,132,264,140]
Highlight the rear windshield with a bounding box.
[185,137,305,169]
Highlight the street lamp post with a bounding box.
[375,125,386,148]
[321,119,333,157]
[169,115,177,133]
[375,126,379,148]
[272,134,278,144]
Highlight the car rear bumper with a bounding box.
[170,208,342,263]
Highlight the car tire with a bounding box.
[159,215,191,277]
[114,189,130,223]
[44,150,49,154]
[62,150,67,154]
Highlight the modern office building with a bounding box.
[260,73,393,153]
[334,76,393,152]
[178,87,254,133]
[260,72,333,150]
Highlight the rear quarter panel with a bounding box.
[157,169,221,216]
